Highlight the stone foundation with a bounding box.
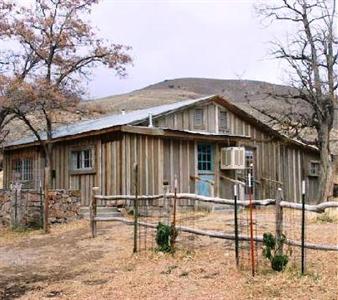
[0,189,81,228]
[48,190,81,224]
[0,191,11,227]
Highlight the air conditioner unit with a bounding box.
[220,147,245,170]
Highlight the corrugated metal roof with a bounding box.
[6,95,215,147]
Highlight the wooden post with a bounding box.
[39,181,43,229]
[133,163,138,253]
[171,175,178,249]
[90,187,99,238]
[14,187,18,226]
[301,180,306,274]
[234,184,239,268]
[163,181,169,223]
[43,166,50,233]
[275,188,284,255]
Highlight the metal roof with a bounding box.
[6,95,215,147]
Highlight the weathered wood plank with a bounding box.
[93,217,338,251]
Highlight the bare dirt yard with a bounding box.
[0,209,337,300]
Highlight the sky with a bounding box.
[86,0,296,99]
[12,0,299,99]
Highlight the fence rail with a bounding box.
[94,192,338,213]
[91,190,338,252]
[93,216,338,252]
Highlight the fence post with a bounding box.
[14,187,18,227]
[301,180,306,274]
[234,184,239,268]
[39,182,44,229]
[163,181,169,223]
[133,163,139,253]
[275,188,284,255]
[43,166,50,233]
[171,174,178,249]
[90,187,99,238]
[248,170,255,277]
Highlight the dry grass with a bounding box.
[0,209,337,300]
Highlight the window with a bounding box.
[71,149,93,171]
[194,109,204,128]
[12,158,33,182]
[198,144,213,172]
[309,161,320,177]
[236,148,255,195]
[219,111,228,132]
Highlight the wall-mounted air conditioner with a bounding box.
[220,147,245,170]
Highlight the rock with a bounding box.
[0,189,81,228]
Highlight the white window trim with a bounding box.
[69,146,96,175]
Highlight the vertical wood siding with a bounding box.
[155,102,250,136]
[3,101,320,205]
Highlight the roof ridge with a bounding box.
[6,95,216,147]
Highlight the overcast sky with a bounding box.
[83,1,295,99]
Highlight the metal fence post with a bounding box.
[133,163,139,253]
[248,170,255,277]
[301,180,306,274]
[234,184,239,268]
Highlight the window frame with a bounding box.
[11,157,34,188]
[193,108,205,130]
[197,143,214,174]
[69,146,96,175]
[218,110,229,132]
[308,160,320,177]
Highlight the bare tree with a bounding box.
[256,0,337,203]
[0,0,132,232]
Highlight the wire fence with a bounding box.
[90,165,338,276]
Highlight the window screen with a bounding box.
[219,111,228,131]
[198,144,212,171]
[12,158,33,181]
[194,109,204,128]
[71,149,93,170]
[309,161,319,176]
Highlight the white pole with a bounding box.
[302,180,306,195]
[234,184,238,197]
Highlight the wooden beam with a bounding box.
[93,217,338,252]
[280,200,338,213]
[94,192,338,213]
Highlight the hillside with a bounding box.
[81,78,293,114]
[2,77,337,155]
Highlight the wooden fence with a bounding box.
[90,189,338,252]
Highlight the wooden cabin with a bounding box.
[2,95,320,205]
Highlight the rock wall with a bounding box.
[48,190,81,224]
[0,191,11,227]
[0,189,81,228]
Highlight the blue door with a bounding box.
[197,144,214,197]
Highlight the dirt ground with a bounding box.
[0,209,337,300]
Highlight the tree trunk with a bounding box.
[317,124,334,203]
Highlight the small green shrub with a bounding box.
[262,232,289,272]
[155,222,177,253]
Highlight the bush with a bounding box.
[155,222,177,253]
[262,232,289,272]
